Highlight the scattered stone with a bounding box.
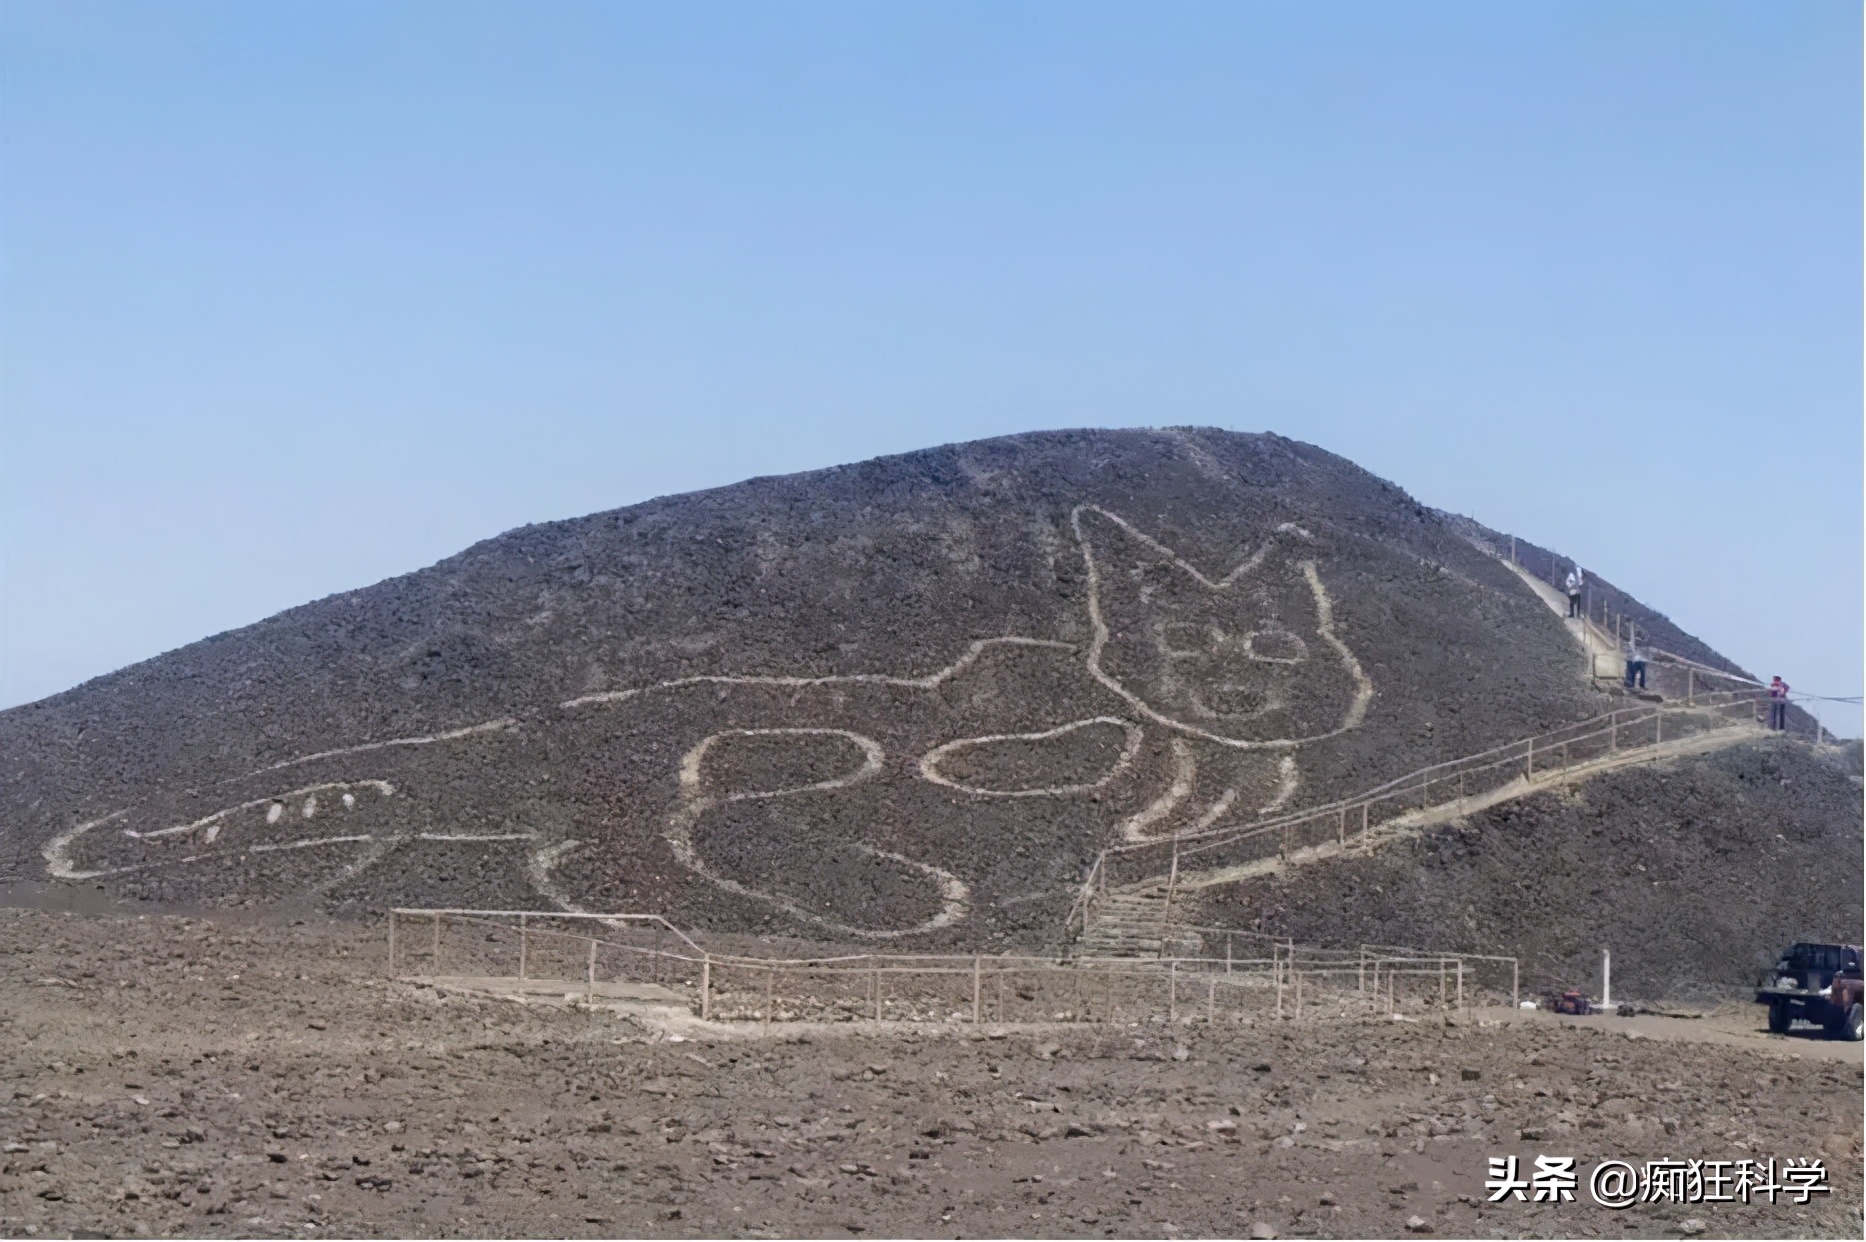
[1405,1214,1432,1232]
[1249,1223,1276,1239]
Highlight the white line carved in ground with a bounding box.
[44,506,1375,935]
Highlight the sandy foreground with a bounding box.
[2,904,1860,1240]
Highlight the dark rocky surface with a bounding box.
[4,428,1612,946]
[0,428,1854,969]
[1198,738,1865,1001]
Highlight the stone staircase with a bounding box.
[1072,886,1205,958]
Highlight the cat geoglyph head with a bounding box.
[1072,505,1371,748]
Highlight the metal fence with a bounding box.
[383,907,1517,1029]
[1067,690,1773,941]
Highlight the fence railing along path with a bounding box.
[382,907,1516,1031]
[1065,688,1781,945]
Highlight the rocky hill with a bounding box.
[1,429,1849,968]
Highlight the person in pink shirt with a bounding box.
[1768,676,1789,731]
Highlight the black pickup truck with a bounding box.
[1755,942,1863,1040]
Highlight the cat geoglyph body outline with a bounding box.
[43,506,1372,938]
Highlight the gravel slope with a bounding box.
[1196,738,1865,1000]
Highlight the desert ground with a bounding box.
[3,900,1859,1241]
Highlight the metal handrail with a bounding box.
[1065,689,1773,940]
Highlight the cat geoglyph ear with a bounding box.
[1071,505,1371,748]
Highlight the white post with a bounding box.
[1601,948,1611,1010]
[387,910,396,976]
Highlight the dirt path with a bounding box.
[1509,562,1623,676]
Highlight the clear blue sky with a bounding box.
[3,0,1860,736]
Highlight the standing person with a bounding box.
[1564,566,1585,618]
[1768,676,1790,731]
[1622,633,1647,690]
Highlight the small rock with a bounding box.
[382,1121,403,1134]
[1249,1224,1276,1240]
[1405,1215,1432,1233]
[1251,1062,1272,1073]
[306,1020,327,1031]
[1171,1045,1190,1062]
[1461,1068,1481,1081]
[1682,1219,1706,1236]
[1272,1135,1295,1149]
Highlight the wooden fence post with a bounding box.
[1457,961,1465,1016]
[387,910,396,976]
[518,914,528,984]
[587,938,597,1004]
[432,912,442,969]
[700,955,712,1020]
[765,964,775,1033]
[973,955,983,1024]
[1511,959,1518,1011]
[1168,960,1178,1024]
[872,959,882,1022]
[1337,807,1346,845]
